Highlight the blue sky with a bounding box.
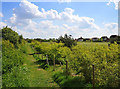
[0,0,118,39]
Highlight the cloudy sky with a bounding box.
[0,0,119,39]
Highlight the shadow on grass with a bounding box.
[53,72,90,89]
[29,53,41,55]
[34,60,62,70]
[34,60,48,69]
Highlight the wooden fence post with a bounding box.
[92,64,95,89]
[46,55,49,65]
[66,60,68,77]
[53,55,55,71]
[60,62,62,66]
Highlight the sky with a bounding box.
[0,0,119,39]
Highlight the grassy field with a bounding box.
[22,43,59,87]
[77,42,109,45]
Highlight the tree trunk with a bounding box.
[66,60,68,75]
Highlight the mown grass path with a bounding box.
[23,43,59,87]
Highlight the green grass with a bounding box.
[77,42,109,45]
[22,43,59,87]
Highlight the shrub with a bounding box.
[2,66,29,87]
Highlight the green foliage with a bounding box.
[40,63,50,70]
[31,41,71,64]
[31,39,119,88]
[53,71,85,88]
[100,38,103,42]
[2,40,30,87]
[19,35,23,44]
[2,27,21,48]
[2,40,23,74]
[68,43,119,87]
[110,35,118,43]
[57,47,71,59]
[57,34,77,48]
[33,54,41,61]
[25,38,33,43]
[19,41,28,54]
[2,66,29,87]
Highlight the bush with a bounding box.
[2,66,29,87]
[68,43,119,87]
[2,40,30,87]
[2,40,23,74]
[2,27,21,48]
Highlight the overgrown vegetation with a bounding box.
[2,26,23,48]
[2,27,29,87]
[1,27,120,88]
[32,40,119,88]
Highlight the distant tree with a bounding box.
[97,38,101,42]
[34,38,42,42]
[57,34,77,48]
[100,38,103,42]
[25,38,33,43]
[110,35,118,43]
[117,36,120,44]
[48,38,57,42]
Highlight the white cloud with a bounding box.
[7,19,118,39]
[8,0,99,31]
[118,28,120,35]
[14,0,42,19]
[39,20,59,30]
[63,8,74,14]
[0,12,3,17]
[9,0,43,26]
[16,20,63,39]
[104,23,118,35]
[104,23,118,29]
[93,23,118,38]
[41,8,61,20]
[107,0,119,10]
[7,0,118,39]
[72,17,99,30]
